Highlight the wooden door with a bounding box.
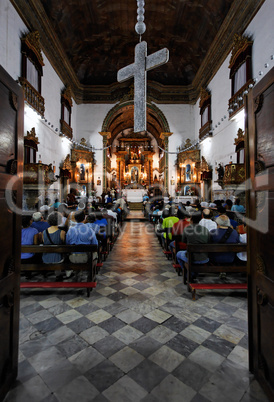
[246,66,274,400]
[0,66,24,401]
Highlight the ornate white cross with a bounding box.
[117,41,169,132]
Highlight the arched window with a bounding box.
[19,31,45,116]
[228,34,253,118]
[199,88,212,140]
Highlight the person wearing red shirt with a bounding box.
[169,208,191,253]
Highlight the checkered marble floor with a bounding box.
[5,212,269,402]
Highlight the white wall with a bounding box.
[195,0,274,199]
[75,103,115,195]
[154,103,195,196]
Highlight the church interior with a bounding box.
[0,0,273,401]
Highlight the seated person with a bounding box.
[214,206,238,229]
[161,208,179,248]
[199,208,217,232]
[31,211,50,233]
[236,222,247,264]
[21,215,39,264]
[184,201,192,211]
[40,198,50,217]
[210,214,239,264]
[176,212,211,276]
[86,212,107,239]
[231,198,246,213]
[105,203,117,223]
[224,198,233,211]
[105,193,112,205]
[64,210,78,230]
[66,210,98,263]
[42,212,66,264]
[169,208,190,253]
[51,198,61,210]
[57,203,69,229]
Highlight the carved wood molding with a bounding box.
[234,128,245,146]
[199,88,210,109]
[229,34,253,70]
[254,94,264,114]
[62,86,73,107]
[21,31,44,67]
[11,0,265,104]
[24,127,40,144]
[256,254,266,274]
[62,154,72,170]
[200,156,210,172]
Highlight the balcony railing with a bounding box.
[60,119,73,139]
[228,80,253,119]
[19,77,45,116]
[199,120,212,140]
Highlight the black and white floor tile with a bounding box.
[5,212,269,402]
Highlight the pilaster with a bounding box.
[99,132,111,192]
[160,132,173,192]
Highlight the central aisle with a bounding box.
[11,212,268,402]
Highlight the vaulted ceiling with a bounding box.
[12,0,264,103]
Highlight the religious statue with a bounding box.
[80,163,85,181]
[216,163,224,181]
[131,167,139,183]
[185,164,191,181]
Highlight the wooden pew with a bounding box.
[162,227,173,259]
[20,244,98,296]
[185,243,247,300]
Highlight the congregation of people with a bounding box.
[144,194,247,281]
[21,190,129,280]
[21,187,247,288]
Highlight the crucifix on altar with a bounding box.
[117,1,169,133]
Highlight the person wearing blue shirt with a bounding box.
[214,207,239,229]
[66,210,98,263]
[231,198,246,213]
[31,211,50,232]
[210,215,239,264]
[21,215,39,262]
[86,212,107,238]
[51,198,61,210]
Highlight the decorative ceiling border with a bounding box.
[11,0,265,105]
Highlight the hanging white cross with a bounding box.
[117,41,169,133]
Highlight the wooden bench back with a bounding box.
[187,243,247,253]
[21,244,98,272]
[186,243,247,274]
[21,244,98,253]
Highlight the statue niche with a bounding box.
[131,167,139,183]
